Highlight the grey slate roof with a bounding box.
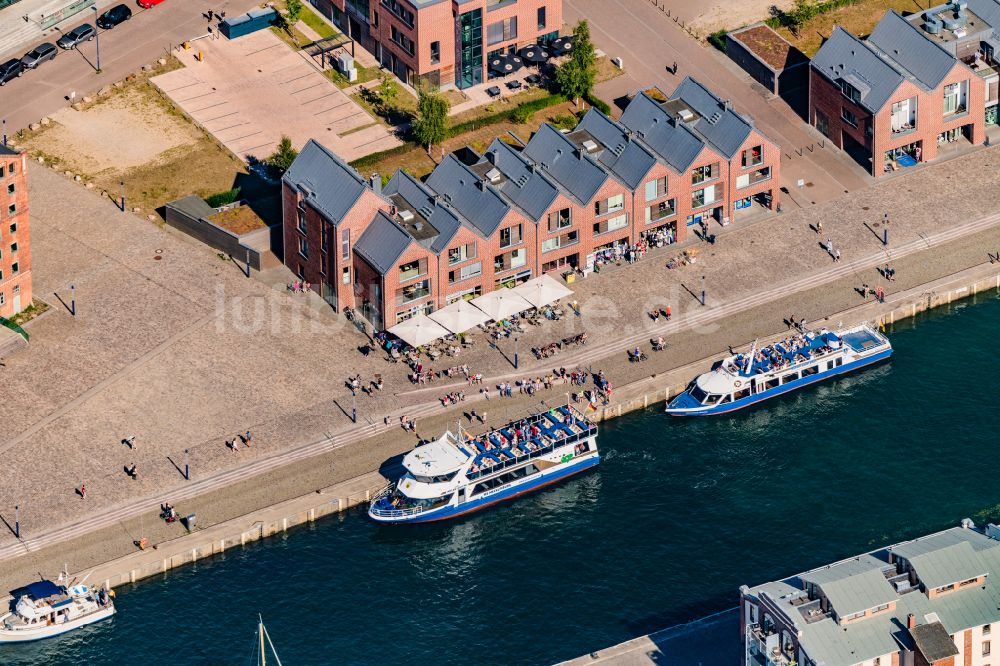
[910,621,960,662]
[668,77,754,159]
[522,123,610,205]
[619,92,706,174]
[801,555,897,617]
[425,154,511,237]
[867,11,957,91]
[966,0,1000,29]
[747,525,1000,666]
[481,139,559,222]
[353,211,414,276]
[383,170,463,254]
[283,139,371,225]
[166,194,216,221]
[573,109,658,190]
[811,27,906,113]
[0,145,19,157]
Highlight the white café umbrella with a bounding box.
[512,274,574,308]
[428,299,491,334]
[389,315,452,347]
[471,289,533,321]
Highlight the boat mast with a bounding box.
[261,618,284,666]
[259,616,265,666]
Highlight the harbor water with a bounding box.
[7,293,1000,666]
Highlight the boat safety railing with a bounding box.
[466,426,598,481]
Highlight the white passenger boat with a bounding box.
[665,323,892,416]
[0,580,115,643]
[369,405,599,523]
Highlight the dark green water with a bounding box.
[7,293,1000,666]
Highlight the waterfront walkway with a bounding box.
[3,141,1000,580]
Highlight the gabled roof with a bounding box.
[910,621,960,662]
[868,11,958,91]
[283,139,372,225]
[481,139,559,222]
[352,211,415,276]
[897,540,989,590]
[425,154,511,237]
[572,109,658,190]
[811,27,907,113]
[967,0,1000,30]
[383,170,463,254]
[668,77,754,159]
[522,123,610,205]
[619,92,707,174]
[801,555,897,618]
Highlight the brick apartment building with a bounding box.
[282,77,780,330]
[741,520,1000,666]
[306,0,561,88]
[810,8,994,177]
[0,146,31,320]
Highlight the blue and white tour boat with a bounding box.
[368,405,599,523]
[0,580,115,643]
[665,323,892,416]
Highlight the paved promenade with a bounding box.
[2,141,1000,576]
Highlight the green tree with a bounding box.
[555,20,597,106]
[267,136,299,174]
[286,0,304,23]
[377,74,398,116]
[412,88,450,156]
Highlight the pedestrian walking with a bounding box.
[834,249,841,262]
[816,221,823,234]
[80,483,86,499]
[787,315,794,329]
[671,61,678,75]
[124,435,136,450]
[244,430,252,446]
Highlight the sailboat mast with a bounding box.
[259,616,266,666]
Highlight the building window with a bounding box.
[499,224,522,248]
[841,107,858,128]
[448,242,477,264]
[691,163,719,185]
[399,258,427,282]
[541,230,578,252]
[537,6,546,30]
[341,229,350,260]
[0,292,4,306]
[985,641,991,657]
[595,193,625,216]
[644,177,668,201]
[298,237,309,259]
[7,203,14,216]
[736,167,771,188]
[430,40,440,65]
[494,248,526,272]
[593,214,628,235]
[320,253,327,275]
[8,223,15,235]
[449,261,482,283]
[6,182,13,195]
[547,208,572,231]
[840,81,861,104]
[11,262,18,274]
[741,145,763,168]
[986,624,992,636]
[645,198,676,224]
[943,81,968,115]
[692,184,718,208]
[380,0,414,28]
[297,206,307,233]
[9,242,16,254]
[390,26,415,56]
[7,163,14,176]
[486,16,517,46]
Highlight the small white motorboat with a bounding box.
[0,580,115,643]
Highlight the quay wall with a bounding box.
[8,264,999,601]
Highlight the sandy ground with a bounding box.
[688,0,795,34]
[28,88,201,175]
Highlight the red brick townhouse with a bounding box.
[810,10,986,177]
[307,0,561,89]
[282,77,780,329]
[0,146,31,320]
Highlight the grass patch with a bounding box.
[205,187,241,207]
[595,56,624,84]
[208,205,267,235]
[340,122,378,137]
[6,299,49,328]
[326,61,381,89]
[298,2,339,39]
[769,0,924,57]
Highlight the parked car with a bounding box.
[0,59,24,86]
[137,0,166,7]
[21,42,57,69]
[57,24,96,49]
[96,4,132,29]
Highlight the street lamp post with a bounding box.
[514,336,519,369]
[70,284,76,316]
[2,118,6,148]
[92,7,101,72]
[120,181,125,212]
[882,212,889,246]
[14,504,19,539]
[184,449,190,480]
[352,392,357,424]
[700,275,706,306]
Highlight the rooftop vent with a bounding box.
[398,209,415,222]
[582,139,599,152]
[678,108,695,122]
[414,221,423,231]
[894,580,913,593]
[486,167,502,183]
[924,612,941,624]
[925,18,942,34]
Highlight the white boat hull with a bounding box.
[0,605,115,643]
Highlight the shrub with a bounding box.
[206,187,241,207]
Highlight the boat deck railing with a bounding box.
[465,424,598,481]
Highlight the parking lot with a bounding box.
[152,29,399,161]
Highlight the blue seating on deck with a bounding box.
[458,446,472,458]
[474,440,488,454]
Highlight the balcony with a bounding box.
[747,625,794,666]
[647,201,676,223]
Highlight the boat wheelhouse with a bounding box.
[369,405,599,523]
[0,580,115,643]
[665,323,891,416]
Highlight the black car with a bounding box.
[57,24,96,49]
[21,43,57,70]
[96,4,132,29]
[0,59,24,86]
